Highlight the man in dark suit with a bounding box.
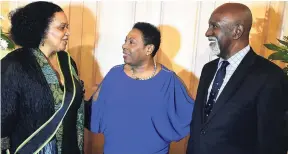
[186,3,288,154]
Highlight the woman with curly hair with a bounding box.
[1,1,88,154]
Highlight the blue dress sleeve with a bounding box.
[90,65,123,134]
[152,73,194,142]
[90,79,106,134]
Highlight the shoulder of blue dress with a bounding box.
[107,64,124,75]
[161,65,175,75]
[111,64,124,69]
[160,66,184,83]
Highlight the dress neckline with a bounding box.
[122,64,164,82]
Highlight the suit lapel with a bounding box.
[204,49,257,125]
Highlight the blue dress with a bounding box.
[91,64,194,154]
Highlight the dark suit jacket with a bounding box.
[187,49,288,154]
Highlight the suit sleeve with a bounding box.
[186,63,210,154]
[256,72,288,154]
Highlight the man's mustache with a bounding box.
[208,36,218,42]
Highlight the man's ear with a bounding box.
[233,24,244,39]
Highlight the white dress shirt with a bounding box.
[206,45,251,102]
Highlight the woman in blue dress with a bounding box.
[90,22,194,154]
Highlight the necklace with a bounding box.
[131,61,157,80]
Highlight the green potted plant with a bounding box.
[264,36,288,76]
[1,15,16,59]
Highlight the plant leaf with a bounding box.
[264,43,286,52]
[282,66,288,76]
[277,39,288,47]
[1,33,15,49]
[283,36,288,42]
[268,51,288,62]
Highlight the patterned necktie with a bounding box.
[204,61,229,122]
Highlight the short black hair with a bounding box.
[9,1,63,48]
[132,22,161,57]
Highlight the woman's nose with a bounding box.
[122,43,127,50]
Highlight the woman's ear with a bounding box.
[146,44,155,56]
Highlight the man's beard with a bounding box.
[208,36,221,57]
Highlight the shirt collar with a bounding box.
[218,45,250,68]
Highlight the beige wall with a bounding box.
[1,1,287,154]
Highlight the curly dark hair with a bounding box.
[133,22,161,57]
[9,1,63,48]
